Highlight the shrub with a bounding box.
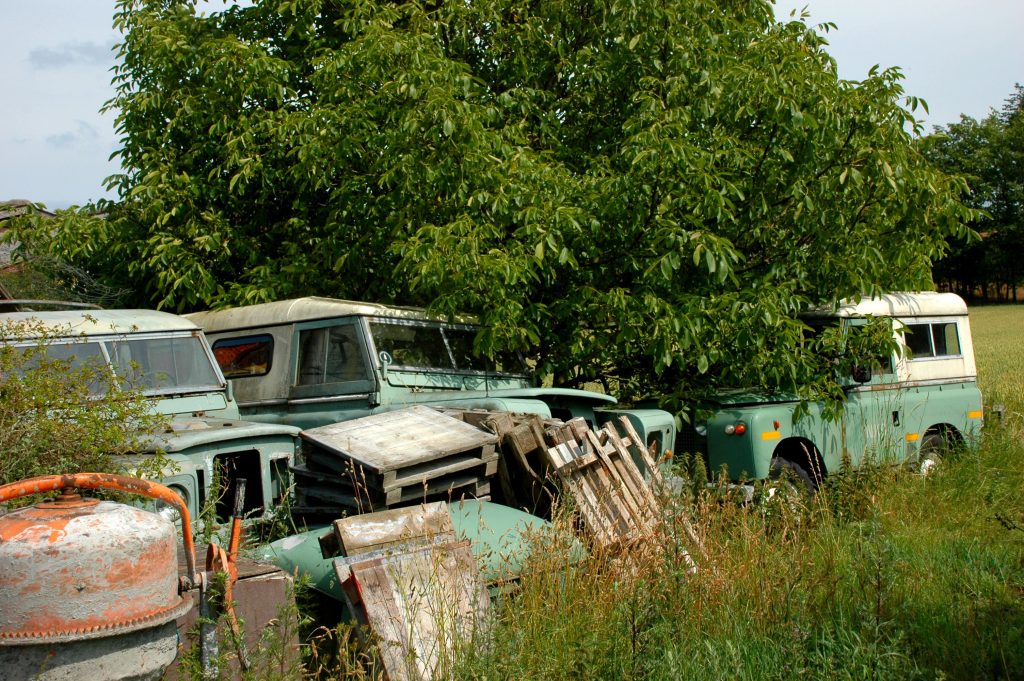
[0,317,166,486]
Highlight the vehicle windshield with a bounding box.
[6,333,224,396]
[368,320,528,375]
[108,334,223,394]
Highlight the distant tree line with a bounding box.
[923,85,1024,303]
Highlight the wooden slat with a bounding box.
[332,502,454,557]
[616,416,667,492]
[553,451,600,477]
[301,406,499,473]
[576,436,635,538]
[384,477,491,506]
[546,442,614,547]
[565,438,626,543]
[296,460,492,500]
[603,426,659,521]
[385,445,497,491]
[587,430,645,529]
[539,418,673,553]
[578,431,629,535]
[346,540,490,681]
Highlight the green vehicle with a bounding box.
[694,292,984,490]
[3,304,553,606]
[0,306,300,524]
[185,297,676,457]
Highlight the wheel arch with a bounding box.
[923,422,963,444]
[772,436,827,483]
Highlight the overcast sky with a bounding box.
[2,0,1022,208]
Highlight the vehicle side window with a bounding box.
[212,335,273,378]
[905,322,961,359]
[933,322,961,356]
[843,318,895,380]
[297,325,369,385]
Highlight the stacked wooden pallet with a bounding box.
[294,405,499,515]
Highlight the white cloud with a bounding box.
[29,41,115,69]
[46,121,102,149]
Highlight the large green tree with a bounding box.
[923,85,1024,302]
[18,0,972,403]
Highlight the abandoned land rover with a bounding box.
[185,297,676,465]
[0,306,301,524]
[695,292,984,491]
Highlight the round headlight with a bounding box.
[153,484,189,523]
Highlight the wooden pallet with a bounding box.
[441,408,580,510]
[299,406,498,510]
[330,503,490,681]
[544,418,662,551]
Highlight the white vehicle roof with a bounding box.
[186,296,470,333]
[1,309,201,337]
[807,292,969,319]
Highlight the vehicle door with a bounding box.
[841,318,906,468]
[289,318,378,424]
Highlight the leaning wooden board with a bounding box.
[301,405,499,492]
[334,536,491,681]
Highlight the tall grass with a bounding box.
[448,305,1024,680]
[971,305,1024,418]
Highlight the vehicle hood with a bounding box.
[143,417,301,452]
[260,500,580,601]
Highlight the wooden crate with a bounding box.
[293,459,494,512]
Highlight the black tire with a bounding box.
[769,457,818,496]
[916,432,948,475]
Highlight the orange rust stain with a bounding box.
[0,517,70,544]
[102,539,175,588]
[14,609,115,635]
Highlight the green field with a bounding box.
[971,305,1024,417]
[439,304,1024,681]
